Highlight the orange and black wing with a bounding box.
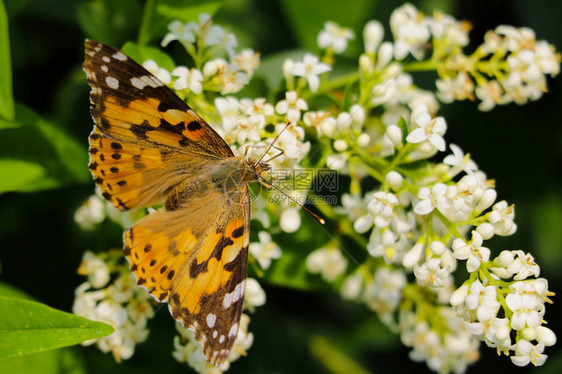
[84,40,233,210]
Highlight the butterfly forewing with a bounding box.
[84,40,233,159]
[84,41,252,366]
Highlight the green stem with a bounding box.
[402,60,439,73]
[137,0,155,46]
[303,71,360,100]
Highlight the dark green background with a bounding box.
[1,0,561,373]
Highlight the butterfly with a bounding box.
[83,40,271,366]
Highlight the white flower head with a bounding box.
[317,21,355,54]
[291,54,331,92]
[406,105,447,152]
[142,60,171,85]
[444,144,478,177]
[367,191,399,228]
[306,246,347,282]
[171,66,203,94]
[452,231,491,273]
[390,4,430,60]
[250,231,282,270]
[275,91,308,121]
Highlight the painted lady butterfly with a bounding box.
[83,40,270,365]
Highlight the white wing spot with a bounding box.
[223,292,233,309]
[206,313,216,328]
[228,323,238,337]
[101,65,108,72]
[213,330,218,338]
[219,335,225,344]
[112,52,127,61]
[130,75,162,89]
[105,76,119,89]
[102,56,111,63]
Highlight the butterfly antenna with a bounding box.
[257,174,325,225]
[253,121,291,167]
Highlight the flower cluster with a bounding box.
[172,279,265,372]
[74,4,559,373]
[73,251,154,362]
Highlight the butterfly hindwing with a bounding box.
[84,40,233,159]
[168,189,250,366]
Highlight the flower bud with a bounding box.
[450,285,469,306]
[334,139,348,152]
[536,326,557,346]
[364,20,384,55]
[356,133,370,147]
[386,125,402,147]
[385,171,403,190]
[359,54,374,75]
[522,327,537,341]
[495,250,514,267]
[350,104,366,128]
[280,207,301,233]
[476,188,497,212]
[336,112,352,132]
[402,243,423,269]
[376,42,394,70]
[476,223,495,240]
[430,241,446,255]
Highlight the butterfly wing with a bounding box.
[84,41,233,210]
[124,186,250,366]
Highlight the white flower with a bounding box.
[506,250,540,280]
[306,246,347,282]
[77,251,110,288]
[406,105,447,151]
[414,183,447,215]
[337,193,373,233]
[317,21,355,54]
[465,280,501,323]
[488,200,517,236]
[161,20,196,47]
[171,66,203,94]
[452,231,491,273]
[505,293,540,330]
[390,4,430,60]
[243,278,266,312]
[275,91,308,121]
[367,191,398,228]
[74,195,106,230]
[367,227,408,263]
[511,340,547,367]
[426,11,470,47]
[326,153,347,171]
[413,257,451,287]
[436,72,475,103]
[363,267,406,315]
[475,80,510,111]
[234,49,260,77]
[443,144,478,176]
[250,231,281,270]
[142,60,171,85]
[291,54,331,92]
[303,111,337,137]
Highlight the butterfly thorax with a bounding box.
[165,156,268,211]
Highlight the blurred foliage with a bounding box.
[0,0,561,373]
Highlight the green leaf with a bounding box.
[397,116,408,144]
[0,282,33,300]
[0,103,40,130]
[0,0,14,121]
[121,42,176,71]
[279,0,378,57]
[310,336,372,374]
[0,160,45,194]
[77,0,142,46]
[149,0,224,42]
[0,347,86,374]
[0,295,114,360]
[0,104,90,193]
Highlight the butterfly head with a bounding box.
[244,156,270,180]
